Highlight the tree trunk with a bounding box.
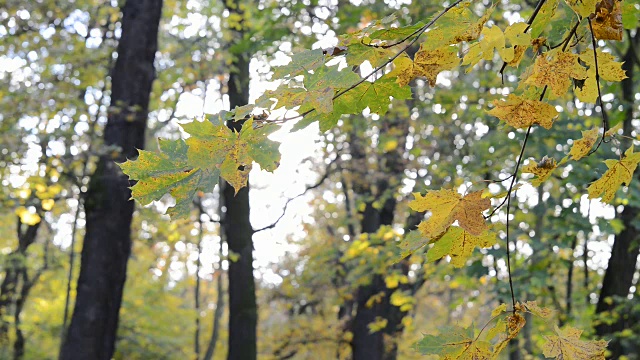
[59,1,162,359]
[347,114,412,360]
[221,6,257,354]
[594,30,639,358]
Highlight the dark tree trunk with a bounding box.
[594,30,639,358]
[59,1,162,359]
[347,115,412,360]
[221,7,257,355]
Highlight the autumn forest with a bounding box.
[1,0,639,359]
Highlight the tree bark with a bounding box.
[594,30,639,358]
[347,114,412,360]
[221,5,257,355]
[59,1,162,359]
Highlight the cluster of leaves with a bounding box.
[119,0,639,357]
[415,301,607,359]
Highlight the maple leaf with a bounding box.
[183,118,280,192]
[409,190,490,239]
[542,325,608,359]
[392,45,460,87]
[487,94,559,129]
[569,127,599,160]
[604,121,623,137]
[517,301,554,319]
[394,230,429,261]
[492,313,526,358]
[530,0,560,38]
[342,39,394,67]
[463,23,530,70]
[591,0,623,40]
[421,1,494,51]
[427,226,497,267]
[565,0,598,17]
[575,49,627,103]
[414,325,474,358]
[119,138,219,218]
[523,156,558,186]
[525,52,588,98]
[334,73,412,115]
[587,146,640,203]
[272,49,325,78]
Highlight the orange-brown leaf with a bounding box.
[525,52,588,98]
[409,190,490,239]
[591,0,623,41]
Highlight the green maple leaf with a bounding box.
[119,138,219,219]
[120,118,281,219]
[185,118,281,191]
[369,22,425,42]
[414,325,474,357]
[335,74,412,116]
[342,39,394,67]
[272,49,325,78]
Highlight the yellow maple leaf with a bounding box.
[487,94,559,129]
[565,0,598,17]
[525,52,588,98]
[523,156,557,186]
[409,190,490,239]
[542,325,608,360]
[591,0,623,40]
[463,23,531,71]
[517,301,554,319]
[393,45,460,87]
[588,146,640,203]
[426,226,496,267]
[569,127,599,160]
[575,49,627,103]
[604,121,623,137]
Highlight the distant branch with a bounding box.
[253,158,338,233]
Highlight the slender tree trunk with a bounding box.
[594,30,639,358]
[203,236,225,360]
[59,1,162,358]
[221,3,257,354]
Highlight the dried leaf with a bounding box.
[588,146,640,203]
[523,156,558,186]
[591,0,623,40]
[487,94,559,129]
[542,325,608,359]
[518,301,554,319]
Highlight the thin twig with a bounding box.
[253,158,338,233]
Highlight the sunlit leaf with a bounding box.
[487,94,559,129]
[393,45,460,86]
[530,0,560,38]
[409,190,490,238]
[564,0,597,17]
[525,51,588,98]
[523,156,558,186]
[587,146,640,203]
[426,226,496,267]
[569,127,599,160]
[575,49,627,103]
